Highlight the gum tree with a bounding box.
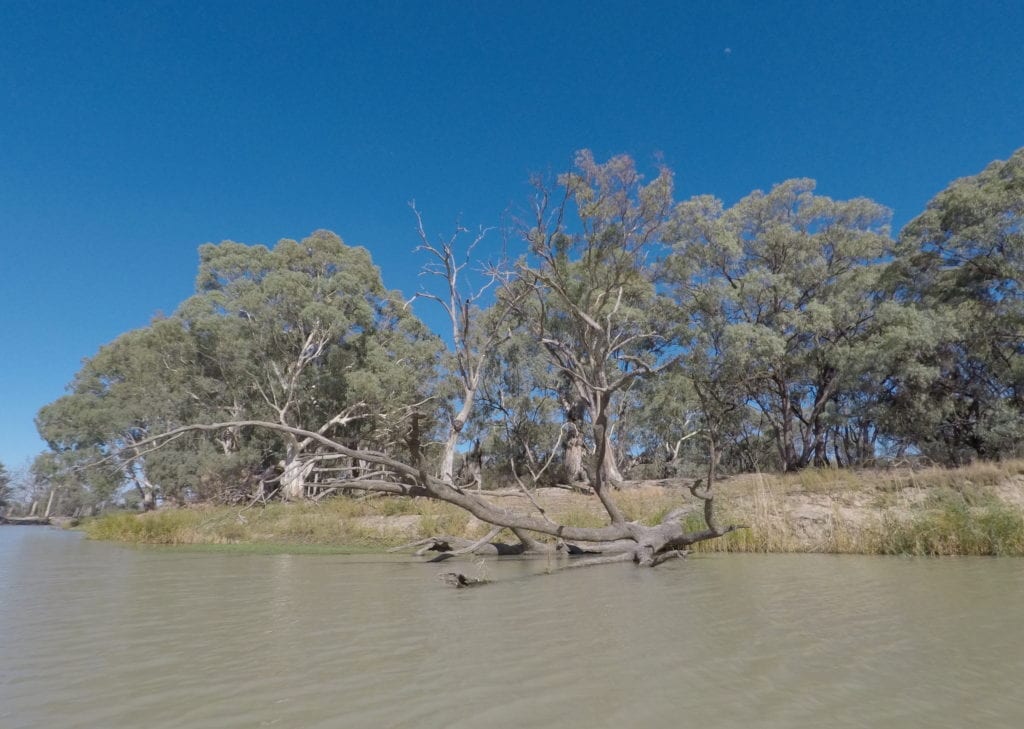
[35,318,208,509]
[0,461,10,513]
[410,207,520,485]
[670,180,893,470]
[177,231,438,499]
[890,148,1024,462]
[514,151,680,494]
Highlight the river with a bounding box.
[1,527,1022,728]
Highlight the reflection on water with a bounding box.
[2,527,1023,728]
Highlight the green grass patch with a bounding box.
[879,503,1024,556]
[85,509,215,544]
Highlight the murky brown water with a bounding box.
[2,527,1023,728]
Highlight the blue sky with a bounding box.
[1,0,1022,471]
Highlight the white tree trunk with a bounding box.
[44,488,56,518]
[280,442,315,500]
[601,436,624,483]
[440,431,459,484]
[564,426,585,482]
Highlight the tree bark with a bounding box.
[601,437,624,484]
[440,430,459,485]
[563,424,585,482]
[280,440,315,500]
[43,488,56,519]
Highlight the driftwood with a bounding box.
[0,515,52,526]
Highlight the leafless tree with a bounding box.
[410,203,521,485]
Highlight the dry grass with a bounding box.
[688,459,1024,555]
[85,460,1024,556]
[84,495,474,549]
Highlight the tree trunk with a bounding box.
[562,396,588,482]
[440,430,459,484]
[564,425,586,481]
[441,391,476,484]
[280,441,315,500]
[601,435,624,484]
[812,419,830,467]
[44,489,56,519]
[132,472,157,511]
[281,459,314,500]
[774,383,801,472]
[458,439,483,490]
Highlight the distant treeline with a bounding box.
[26,148,1023,513]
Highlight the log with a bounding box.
[0,515,52,526]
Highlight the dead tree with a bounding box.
[411,204,522,483]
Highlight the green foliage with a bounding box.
[473,325,563,477]
[35,317,225,508]
[38,231,440,504]
[890,148,1024,463]
[670,179,894,471]
[179,230,440,446]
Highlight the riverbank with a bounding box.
[83,460,1024,556]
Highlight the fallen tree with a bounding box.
[121,419,745,568]
[0,515,52,526]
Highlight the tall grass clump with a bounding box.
[85,509,216,544]
[688,474,799,552]
[879,503,1024,556]
[410,499,471,538]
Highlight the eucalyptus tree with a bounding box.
[670,180,894,470]
[890,148,1024,462]
[35,317,210,508]
[826,300,959,465]
[474,324,565,484]
[515,150,680,507]
[615,368,702,477]
[28,450,124,516]
[177,230,439,499]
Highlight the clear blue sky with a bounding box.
[1,0,1022,472]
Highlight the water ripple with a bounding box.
[2,531,1023,728]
